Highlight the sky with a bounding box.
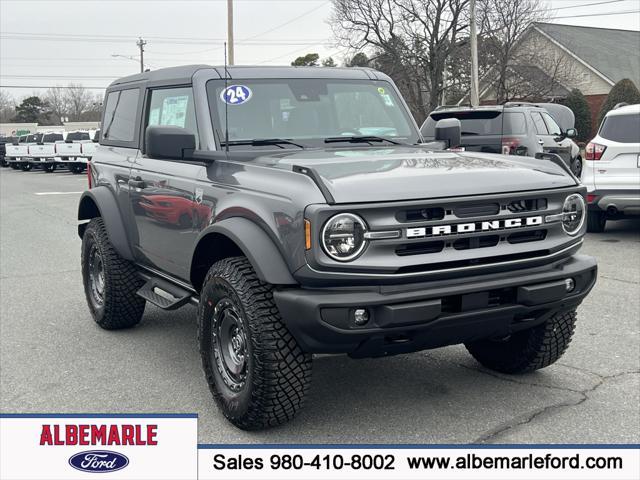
[1,0,639,101]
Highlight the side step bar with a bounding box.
[136,275,194,310]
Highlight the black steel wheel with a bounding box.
[198,256,312,430]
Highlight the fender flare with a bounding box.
[192,217,296,285]
[77,187,134,261]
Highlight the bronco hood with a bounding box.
[255,146,576,204]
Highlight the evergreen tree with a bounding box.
[597,79,640,126]
[561,89,591,142]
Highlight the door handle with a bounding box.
[128,177,146,189]
[537,139,544,145]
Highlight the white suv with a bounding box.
[582,104,640,232]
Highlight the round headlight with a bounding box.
[562,194,586,235]
[321,213,367,261]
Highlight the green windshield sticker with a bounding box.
[377,87,385,94]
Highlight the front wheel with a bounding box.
[465,310,577,374]
[571,157,582,177]
[198,256,312,430]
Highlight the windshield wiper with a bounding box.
[221,138,306,149]
[324,135,403,145]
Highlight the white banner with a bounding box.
[0,414,197,480]
[197,446,640,480]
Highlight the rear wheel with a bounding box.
[44,164,56,173]
[465,310,577,374]
[70,164,84,174]
[587,210,606,233]
[571,156,582,177]
[21,164,32,171]
[10,163,18,170]
[198,256,312,430]
[81,218,146,329]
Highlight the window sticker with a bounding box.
[161,96,189,127]
[220,85,252,105]
[381,94,394,107]
[377,87,385,94]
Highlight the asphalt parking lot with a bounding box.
[1,166,638,444]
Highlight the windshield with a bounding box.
[207,78,418,148]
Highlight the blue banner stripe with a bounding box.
[197,444,640,450]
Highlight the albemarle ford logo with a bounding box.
[69,450,129,473]
[38,423,158,473]
[406,215,544,238]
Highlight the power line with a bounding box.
[553,8,640,18]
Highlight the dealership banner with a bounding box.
[0,414,197,479]
[1,415,638,480]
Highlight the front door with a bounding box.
[128,86,201,281]
[531,111,573,163]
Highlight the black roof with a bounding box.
[108,64,390,88]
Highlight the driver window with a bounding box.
[147,87,199,147]
[541,112,562,136]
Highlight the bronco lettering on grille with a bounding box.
[406,216,544,238]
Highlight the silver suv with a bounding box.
[420,103,582,175]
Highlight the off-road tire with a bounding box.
[198,256,312,430]
[587,210,606,233]
[465,310,577,374]
[81,218,146,329]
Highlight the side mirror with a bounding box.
[565,128,577,139]
[145,125,195,160]
[434,118,461,149]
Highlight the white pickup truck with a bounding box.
[69,129,100,174]
[54,131,91,173]
[27,132,65,172]
[6,134,42,170]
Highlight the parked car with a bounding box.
[420,103,582,175]
[0,136,18,167]
[54,131,92,173]
[27,132,65,172]
[582,103,640,232]
[73,129,100,172]
[78,65,596,430]
[6,134,43,170]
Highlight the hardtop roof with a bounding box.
[108,64,391,88]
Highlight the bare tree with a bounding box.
[44,86,68,123]
[0,90,17,123]
[331,0,469,122]
[64,84,94,121]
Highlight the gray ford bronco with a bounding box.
[78,65,597,430]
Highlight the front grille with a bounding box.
[309,187,576,276]
[453,203,500,218]
[507,198,548,213]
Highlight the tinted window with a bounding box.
[599,113,640,143]
[541,112,562,136]
[147,87,198,147]
[421,110,526,138]
[66,131,90,141]
[43,133,63,142]
[530,112,548,135]
[103,88,140,142]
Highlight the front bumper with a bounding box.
[274,254,597,357]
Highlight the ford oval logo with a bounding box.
[69,450,129,473]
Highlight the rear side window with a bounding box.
[103,88,140,143]
[599,114,640,143]
[66,132,90,141]
[147,87,199,147]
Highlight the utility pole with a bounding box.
[469,0,479,107]
[227,0,235,65]
[136,37,147,73]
